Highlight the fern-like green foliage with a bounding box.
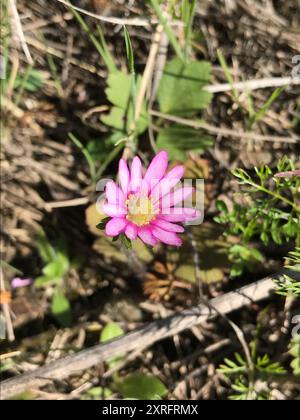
[218,352,286,400]
[275,247,300,297]
[215,157,300,276]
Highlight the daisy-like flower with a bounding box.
[102,151,200,247]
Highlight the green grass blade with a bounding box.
[71,7,116,74]
[124,26,135,75]
[217,48,241,108]
[181,0,197,58]
[253,86,284,125]
[149,0,184,61]
[96,24,116,74]
[68,133,96,182]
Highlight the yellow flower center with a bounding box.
[126,194,157,227]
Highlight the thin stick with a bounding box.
[55,0,153,27]
[0,275,278,399]
[134,25,164,122]
[44,197,90,211]
[8,0,33,65]
[150,110,299,144]
[205,76,300,93]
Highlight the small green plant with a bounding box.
[83,322,167,400]
[218,352,286,400]
[216,157,300,276]
[275,247,300,297]
[35,230,72,327]
[217,49,284,130]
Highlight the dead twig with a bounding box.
[8,0,33,65]
[150,110,299,144]
[205,76,300,94]
[55,0,153,27]
[0,274,280,400]
[45,197,89,211]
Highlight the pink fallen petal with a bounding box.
[151,218,184,233]
[11,277,32,289]
[138,226,158,246]
[105,181,125,205]
[103,201,127,217]
[118,158,130,194]
[125,223,138,240]
[105,218,127,237]
[161,187,194,208]
[151,226,183,247]
[144,150,168,189]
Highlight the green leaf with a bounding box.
[51,290,72,327]
[35,275,62,287]
[216,200,228,214]
[100,322,125,367]
[44,252,69,278]
[282,218,299,238]
[105,71,134,109]
[101,106,147,135]
[157,58,212,115]
[96,217,111,230]
[100,322,124,343]
[156,125,213,160]
[85,387,112,399]
[15,69,44,92]
[102,71,148,134]
[121,235,132,249]
[36,230,56,264]
[116,373,167,400]
[87,132,124,161]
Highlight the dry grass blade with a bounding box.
[55,0,153,27]
[150,110,299,144]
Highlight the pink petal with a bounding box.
[105,181,125,205]
[160,208,200,222]
[105,218,127,237]
[151,218,184,233]
[103,201,127,217]
[138,226,158,246]
[118,158,130,195]
[11,278,32,289]
[151,165,185,201]
[161,187,194,208]
[125,223,138,240]
[129,156,143,193]
[151,226,183,247]
[144,151,168,189]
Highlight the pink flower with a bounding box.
[102,151,200,247]
[11,277,32,289]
